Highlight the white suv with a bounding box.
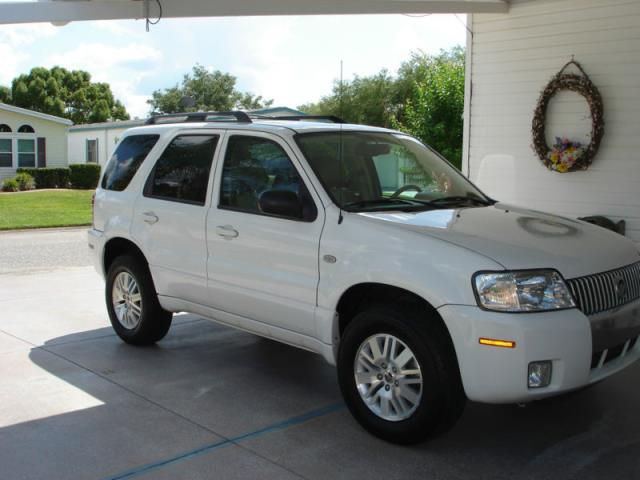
[89,111,640,444]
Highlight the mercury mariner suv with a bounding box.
[88,111,640,444]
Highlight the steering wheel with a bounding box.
[390,184,422,198]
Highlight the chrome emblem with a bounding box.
[615,277,627,301]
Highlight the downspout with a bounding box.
[462,13,474,179]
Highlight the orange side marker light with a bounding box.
[479,337,516,349]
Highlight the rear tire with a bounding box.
[337,304,465,444]
[106,255,172,345]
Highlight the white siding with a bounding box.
[466,0,640,243]
[68,127,129,167]
[0,109,68,181]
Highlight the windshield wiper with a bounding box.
[426,195,493,207]
[343,198,424,210]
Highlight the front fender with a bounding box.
[317,208,503,315]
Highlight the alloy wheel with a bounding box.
[354,333,423,422]
[112,271,143,329]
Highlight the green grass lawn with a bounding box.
[0,189,94,230]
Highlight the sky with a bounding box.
[0,14,466,119]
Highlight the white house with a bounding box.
[463,0,640,244]
[68,119,145,167]
[0,103,72,181]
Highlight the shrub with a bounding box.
[14,172,35,191]
[17,168,70,189]
[1,178,19,192]
[69,164,101,189]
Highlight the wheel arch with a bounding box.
[334,283,457,360]
[103,237,149,275]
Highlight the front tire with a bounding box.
[106,255,172,345]
[337,305,465,444]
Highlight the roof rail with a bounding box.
[268,115,346,124]
[145,111,252,125]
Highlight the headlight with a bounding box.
[473,270,575,312]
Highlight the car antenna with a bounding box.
[338,59,345,225]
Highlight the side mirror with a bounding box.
[259,190,303,219]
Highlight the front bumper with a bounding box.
[438,300,640,404]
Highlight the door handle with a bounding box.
[215,225,239,239]
[142,211,159,225]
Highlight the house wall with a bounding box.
[465,0,640,243]
[68,127,129,166]
[0,109,68,181]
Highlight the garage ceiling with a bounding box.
[1,0,509,25]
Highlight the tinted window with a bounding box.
[145,135,218,205]
[220,135,316,220]
[102,135,159,191]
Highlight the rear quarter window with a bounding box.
[101,134,160,191]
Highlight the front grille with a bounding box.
[566,262,640,316]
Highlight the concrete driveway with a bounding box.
[1,228,639,479]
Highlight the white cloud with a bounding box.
[108,80,153,119]
[45,42,163,118]
[0,23,57,47]
[226,17,304,106]
[0,44,25,85]
[46,42,162,74]
[225,14,465,108]
[0,23,58,85]
[0,14,465,117]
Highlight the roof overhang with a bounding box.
[0,103,73,126]
[0,0,509,25]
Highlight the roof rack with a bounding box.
[268,115,346,124]
[144,111,346,126]
[145,111,252,125]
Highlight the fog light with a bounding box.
[528,361,552,389]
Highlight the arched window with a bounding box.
[0,124,11,133]
[18,124,35,133]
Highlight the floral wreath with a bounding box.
[531,60,604,173]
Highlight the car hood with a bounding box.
[358,203,640,279]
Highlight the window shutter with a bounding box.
[37,137,46,168]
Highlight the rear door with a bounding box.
[131,131,222,303]
[205,131,324,337]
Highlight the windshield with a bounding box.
[296,131,490,212]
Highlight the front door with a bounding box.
[206,132,324,337]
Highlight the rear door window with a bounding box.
[102,135,160,191]
[144,135,218,206]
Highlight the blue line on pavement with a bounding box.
[105,402,345,480]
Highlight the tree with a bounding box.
[0,85,11,103]
[298,47,465,169]
[148,64,273,114]
[4,66,129,124]
[299,71,397,128]
[394,48,465,169]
